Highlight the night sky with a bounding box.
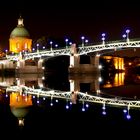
[0,0,140,50]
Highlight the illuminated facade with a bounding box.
[9,16,32,53]
[10,92,32,126]
[103,72,125,88]
[102,56,124,70]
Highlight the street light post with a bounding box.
[50,41,53,51]
[85,39,88,45]
[122,34,126,41]
[32,48,35,52]
[55,44,58,48]
[43,46,45,50]
[5,49,8,57]
[126,29,130,43]
[69,42,72,45]
[101,33,105,45]
[65,39,68,49]
[81,36,85,47]
[5,49,8,54]
[36,43,39,53]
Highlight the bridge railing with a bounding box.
[78,38,140,47]
[5,38,140,61]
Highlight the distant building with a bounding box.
[9,16,32,53]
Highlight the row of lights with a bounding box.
[34,39,73,52]
[4,91,132,121]
[33,37,87,52]
[33,29,130,52]
[32,95,132,120]
[5,29,131,53]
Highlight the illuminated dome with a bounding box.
[10,16,30,38]
[10,106,30,118]
[10,106,31,126]
[9,16,32,53]
[10,27,30,38]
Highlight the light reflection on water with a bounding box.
[100,72,140,99]
[0,72,140,127]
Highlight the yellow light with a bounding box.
[128,62,132,66]
[19,119,24,126]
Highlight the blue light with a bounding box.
[85,39,88,43]
[123,109,127,113]
[126,114,131,120]
[55,44,58,47]
[122,34,126,38]
[82,107,85,112]
[50,102,53,106]
[37,100,39,104]
[65,39,68,42]
[33,96,35,99]
[102,111,106,115]
[102,37,105,41]
[66,105,69,109]
[85,103,89,108]
[126,29,130,33]
[102,106,106,110]
[102,33,106,37]
[5,94,8,98]
[50,41,53,45]
[70,101,72,105]
[81,36,85,40]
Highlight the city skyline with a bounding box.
[0,1,140,50]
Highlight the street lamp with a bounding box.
[32,48,35,52]
[50,41,53,51]
[81,36,85,47]
[85,39,89,45]
[5,49,8,57]
[55,44,58,48]
[36,43,39,52]
[69,42,72,46]
[122,34,126,40]
[5,49,8,54]
[126,29,130,42]
[65,39,69,49]
[101,33,105,45]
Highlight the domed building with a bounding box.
[10,92,32,126]
[9,16,32,53]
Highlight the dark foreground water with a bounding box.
[0,72,140,137]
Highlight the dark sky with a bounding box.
[0,0,140,50]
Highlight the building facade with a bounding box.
[9,16,32,53]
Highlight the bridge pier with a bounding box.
[69,74,100,104]
[68,44,100,74]
[0,74,44,89]
[0,60,16,75]
[16,56,44,74]
[0,53,44,74]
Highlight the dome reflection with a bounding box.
[10,92,32,126]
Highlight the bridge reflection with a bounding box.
[0,73,140,126]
